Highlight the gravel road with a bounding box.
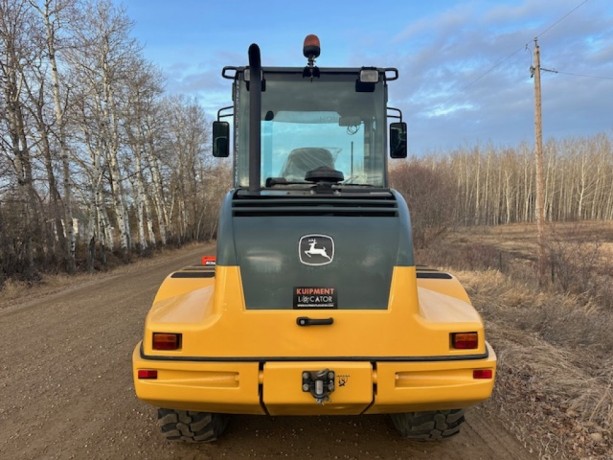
[0,244,536,459]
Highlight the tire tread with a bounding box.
[157,409,229,443]
[390,409,465,441]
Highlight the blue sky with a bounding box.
[117,0,613,155]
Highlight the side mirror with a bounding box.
[389,122,407,159]
[212,121,230,157]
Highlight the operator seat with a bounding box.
[282,148,334,181]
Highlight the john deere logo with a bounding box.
[299,235,334,266]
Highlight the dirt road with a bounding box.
[0,245,535,460]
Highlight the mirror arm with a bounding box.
[387,106,403,122]
[217,105,233,121]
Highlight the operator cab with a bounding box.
[212,35,407,192]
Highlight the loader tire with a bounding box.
[390,409,465,441]
[157,409,229,442]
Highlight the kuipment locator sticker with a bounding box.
[293,287,337,308]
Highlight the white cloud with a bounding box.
[123,0,613,153]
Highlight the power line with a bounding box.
[536,0,590,39]
[456,45,526,93]
[526,0,591,70]
[434,0,592,108]
[529,1,608,85]
[553,70,613,81]
[527,0,590,68]
[469,0,590,89]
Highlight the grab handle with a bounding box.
[296,317,334,327]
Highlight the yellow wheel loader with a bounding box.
[132,35,496,442]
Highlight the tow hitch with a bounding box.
[302,369,335,404]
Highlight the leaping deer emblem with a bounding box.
[304,238,331,260]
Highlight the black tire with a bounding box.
[157,409,230,442]
[389,409,465,441]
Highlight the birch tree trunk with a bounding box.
[31,0,77,272]
[146,141,169,245]
[22,73,67,263]
[101,77,131,255]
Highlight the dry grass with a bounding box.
[490,329,612,460]
[421,222,613,459]
[460,270,612,459]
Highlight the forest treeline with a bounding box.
[390,134,613,248]
[0,0,230,283]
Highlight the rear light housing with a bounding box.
[201,255,216,266]
[359,68,379,83]
[152,332,182,350]
[137,369,158,380]
[451,332,479,349]
[473,369,493,379]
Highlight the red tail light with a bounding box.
[138,369,158,380]
[451,332,479,349]
[473,369,493,379]
[152,333,181,350]
[201,255,216,266]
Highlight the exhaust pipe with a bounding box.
[248,44,262,193]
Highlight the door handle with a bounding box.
[296,317,334,327]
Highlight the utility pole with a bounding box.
[531,37,547,284]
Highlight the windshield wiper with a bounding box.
[265,177,311,187]
[337,182,377,187]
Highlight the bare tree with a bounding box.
[0,0,43,277]
[144,110,170,245]
[390,161,456,248]
[1,0,232,283]
[122,57,163,251]
[66,0,138,257]
[163,96,209,242]
[391,135,613,234]
[28,0,78,272]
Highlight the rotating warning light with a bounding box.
[303,34,321,59]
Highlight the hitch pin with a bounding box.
[315,379,324,396]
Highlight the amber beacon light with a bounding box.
[303,34,321,60]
